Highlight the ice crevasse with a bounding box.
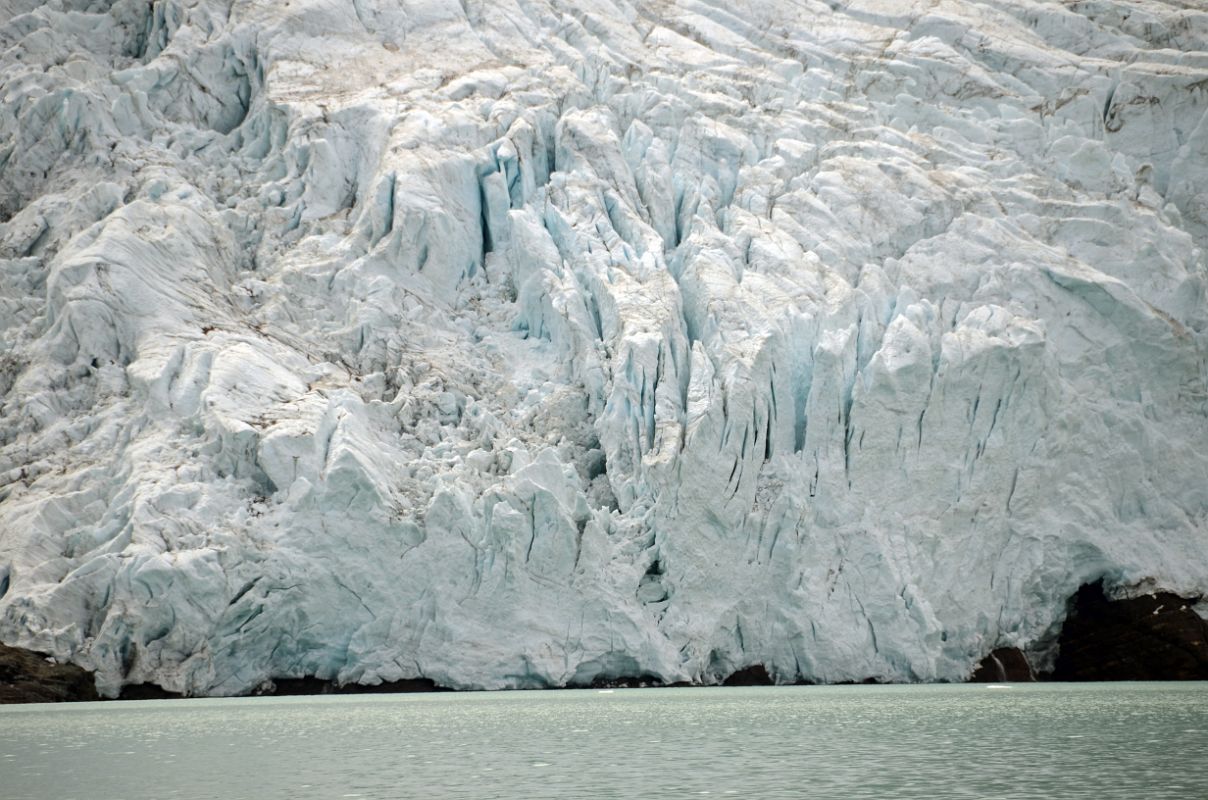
[1,0,1207,696]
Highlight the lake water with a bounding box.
[2,683,1206,799]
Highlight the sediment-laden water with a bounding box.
[3,683,1206,799]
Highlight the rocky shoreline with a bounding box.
[0,643,99,704]
[5,582,1206,704]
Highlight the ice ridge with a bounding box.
[1,0,1207,696]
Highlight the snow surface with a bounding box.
[1,0,1207,697]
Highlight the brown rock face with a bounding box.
[118,683,183,700]
[0,643,99,703]
[1050,581,1208,680]
[0,642,451,703]
[722,665,774,686]
[969,647,1036,682]
[265,677,449,695]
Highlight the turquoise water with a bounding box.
[2,683,1206,799]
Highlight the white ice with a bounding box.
[1,0,1207,696]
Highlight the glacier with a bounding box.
[1,0,1207,697]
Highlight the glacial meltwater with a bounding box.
[2,683,1206,799]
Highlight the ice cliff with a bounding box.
[1,0,1207,697]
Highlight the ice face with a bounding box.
[1,0,1206,696]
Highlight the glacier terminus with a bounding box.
[1,0,1208,697]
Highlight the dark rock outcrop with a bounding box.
[0,641,454,703]
[264,676,450,695]
[1050,581,1208,680]
[583,674,675,689]
[969,647,1036,682]
[0,643,99,703]
[722,664,774,686]
[119,683,183,700]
